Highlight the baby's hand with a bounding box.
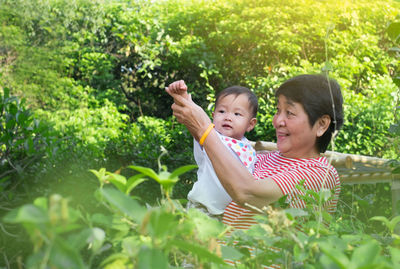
[166,80,189,100]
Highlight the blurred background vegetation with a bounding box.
[0,0,399,267]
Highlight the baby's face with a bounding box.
[212,94,256,140]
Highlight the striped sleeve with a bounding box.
[270,162,340,211]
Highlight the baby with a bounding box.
[166,80,258,219]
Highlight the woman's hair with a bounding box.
[275,74,344,153]
[215,86,258,118]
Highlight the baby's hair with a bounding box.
[215,86,258,118]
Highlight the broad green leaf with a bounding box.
[370,216,390,231]
[3,204,48,224]
[101,253,129,269]
[158,170,172,180]
[91,213,113,227]
[349,241,381,268]
[169,239,225,264]
[67,228,93,251]
[100,187,146,223]
[137,247,168,269]
[49,238,86,269]
[169,164,198,179]
[221,245,244,261]
[129,165,160,182]
[121,236,141,257]
[33,197,48,211]
[284,208,308,218]
[87,227,106,253]
[125,174,148,194]
[187,208,225,240]
[89,168,108,186]
[387,22,400,40]
[148,209,178,239]
[389,247,400,265]
[106,172,127,193]
[319,243,349,269]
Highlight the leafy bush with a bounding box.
[3,163,400,268]
[0,86,57,190]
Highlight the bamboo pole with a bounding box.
[252,140,390,170]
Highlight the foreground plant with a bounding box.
[3,162,400,268]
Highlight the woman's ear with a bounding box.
[316,115,331,137]
[246,118,257,132]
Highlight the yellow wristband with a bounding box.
[199,123,215,146]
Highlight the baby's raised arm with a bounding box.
[166,80,189,100]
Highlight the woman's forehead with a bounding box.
[277,95,297,106]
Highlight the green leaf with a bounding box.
[137,247,168,269]
[319,243,349,268]
[387,22,400,40]
[67,228,93,251]
[91,213,113,227]
[106,172,127,193]
[89,168,108,187]
[169,164,198,179]
[389,247,400,265]
[187,208,225,240]
[169,239,225,264]
[3,204,48,224]
[33,197,48,211]
[87,227,106,253]
[49,238,86,269]
[148,209,178,239]
[100,187,146,223]
[349,241,381,268]
[370,216,390,230]
[125,174,148,194]
[284,208,308,218]
[129,165,160,182]
[121,236,141,257]
[221,245,244,261]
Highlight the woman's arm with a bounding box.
[202,129,283,209]
[166,91,283,209]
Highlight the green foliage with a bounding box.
[1,0,400,267]
[3,164,225,268]
[386,19,400,164]
[36,98,129,159]
[4,163,400,268]
[1,0,399,158]
[0,86,57,186]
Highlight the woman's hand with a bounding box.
[165,86,212,141]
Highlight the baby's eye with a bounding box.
[218,110,225,114]
[234,112,242,116]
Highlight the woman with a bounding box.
[166,74,344,231]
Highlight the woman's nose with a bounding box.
[274,114,286,127]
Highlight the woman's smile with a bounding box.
[273,95,319,159]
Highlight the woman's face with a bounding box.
[273,95,321,159]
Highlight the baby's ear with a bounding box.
[246,118,257,132]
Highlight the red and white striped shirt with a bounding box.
[223,151,341,230]
[221,151,341,268]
